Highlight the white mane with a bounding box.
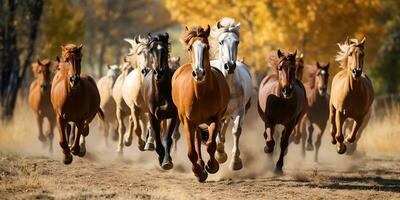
[335,38,360,68]
[211,17,240,39]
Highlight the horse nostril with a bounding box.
[202,70,206,76]
[192,71,197,78]
[224,64,229,70]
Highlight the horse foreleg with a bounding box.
[56,116,72,164]
[276,122,295,174]
[160,117,177,170]
[230,110,244,171]
[314,124,326,162]
[116,108,126,155]
[143,114,155,151]
[335,110,346,154]
[205,121,220,174]
[329,103,337,145]
[183,117,207,182]
[36,115,46,143]
[216,118,229,164]
[306,123,314,151]
[264,122,275,154]
[150,114,165,167]
[71,122,82,156]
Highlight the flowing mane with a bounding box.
[180,25,210,47]
[335,38,361,69]
[211,17,240,38]
[267,53,280,73]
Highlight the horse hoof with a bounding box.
[345,137,355,144]
[38,134,46,142]
[63,154,73,165]
[264,145,274,154]
[161,160,174,170]
[331,138,337,144]
[306,144,314,151]
[78,146,86,157]
[144,142,155,151]
[336,143,347,154]
[274,168,284,176]
[216,151,228,163]
[197,170,208,183]
[229,158,243,171]
[116,149,123,156]
[124,139,132,147]
[138,140,146,151]
[264,140,275,154]
[205,160,219,174]
[71,146,80,156]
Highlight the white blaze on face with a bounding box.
[193,40,206,72]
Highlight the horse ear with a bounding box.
[134,35,140,44]
[77,44,83,52]
[216,21,222,29]
[292,50,297,58]
[345,36,351,45]
[277,49,284,58]
[164,32,169,40]
[61,45,66,51]
[185,26,189,31]
[326,62,330,69]
[107,64,111,69]
[205,25,210,36]
[56,56,60,63]
[299,53,304,59]
[235,22,241,30]
[360,36,366,46]
[316,62,321,68]
[176,56,180,62]
[124,38,136,47]
[37,59,42,66]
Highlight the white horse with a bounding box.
[97,64,121,146]
[210,18,252,170]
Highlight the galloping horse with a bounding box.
[28,59,55,153]
[141,33,178,169]
[51,44,103,164]
[172,25,230,182]
[298,62,330,162]
[210,17,252,170]
[97,64,121,146]
[329,37,374,154]
[258,50,307,173]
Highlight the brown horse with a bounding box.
[258,50,307,173]
[51,44,104,164]
[28,59,55,153]
[329,37,374,154]
[298,62,330,161]
[172,25,230,182]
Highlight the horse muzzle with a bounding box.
[281,86,293,98]
[352,68,362,79]
[192,69,206,82]
[69,75,80,88]
[224,61,236,74]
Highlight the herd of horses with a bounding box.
[28,18,374,182]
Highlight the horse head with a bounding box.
[149,33,170,82]
[316,62,330,95]
[168,56,181,71]
[211,17,240,75]
[106,64,121,78]
[61,44,83,88]
[277,49,297,98]
[124,35,152,75]
[32,58,52,92]
[336,37,366,80]
[181,25,211,82]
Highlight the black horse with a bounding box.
[141,33,178,170]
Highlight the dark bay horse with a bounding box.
[258,50,307,173]
[51,44,104,164]
[298,62,330,161]
[28,59,55,153]
[172,25,230,182]
[329,37,374,154]
[141,33,178,170]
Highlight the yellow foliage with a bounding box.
[163,0,386,74]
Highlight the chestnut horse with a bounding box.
[258,50,307,173]
[329,37,374,154]
[141,33,178,169]
[97,64,121,146]
[28,59,55,153]
[51,44,104,164]
[298,62,330,162]
[172,25,230,182]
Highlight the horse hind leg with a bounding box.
[160,117,177,170]
[183,117,207,182]
[230,111,244,171]
[116,108,126,155]
[216,119,229,164]
[314,125,326,162]
[205,120,220,174]
[70,122,83,156]
[263,122,275,154]
[127,106,145,151]
[275,122,295,174]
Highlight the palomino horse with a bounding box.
[119,35,153,153]
[51,44,103,164]
[258,50,307,173]
[172,25,230,182]
[329,37,374,154]
[97,64,121,146]
[299,62,330,162]
[210,17,252,170]
[28,59,55,153]
[141,33,178,169]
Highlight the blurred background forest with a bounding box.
[0,0,400,121]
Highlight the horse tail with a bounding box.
[97,108,105,122]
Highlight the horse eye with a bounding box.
[219,41,223,45]
[188,46,192,51]
[349,52,353,56]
